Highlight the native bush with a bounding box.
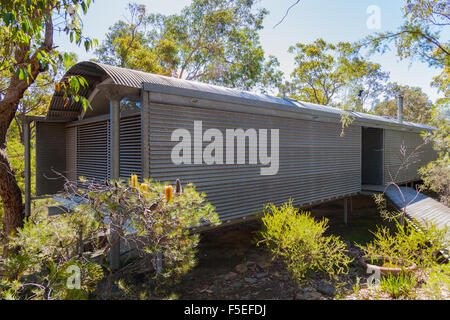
[357,220,449,269]
[69,176,220,281]
[419,153,450,206]
[0,209,104,300]
[0,176,219,299]
[257,201,352,283]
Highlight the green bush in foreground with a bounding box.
[0,209,104,300]
[0,177,220,299]
[257,201,352,283]
[358,220,449,269]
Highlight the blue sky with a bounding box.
[55,0,449,103]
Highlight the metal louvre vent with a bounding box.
[77,120,110,184]
[119,114,142,181]
[35,122,67,196]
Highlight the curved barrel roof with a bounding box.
[47,61,434,132]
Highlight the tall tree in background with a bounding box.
[0,1,94,246]
[373,83,434,124]
[95,1,283,92]
[282,39,389,109]
[364,0,449,108]
[363,0,449,204]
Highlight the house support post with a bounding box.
[350,196,353,214]
[344,198,348,225]
[109,96,121,271]
[23,118,31,218]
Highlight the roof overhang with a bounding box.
[47,61,436,133]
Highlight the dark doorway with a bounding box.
[361,127,383,185]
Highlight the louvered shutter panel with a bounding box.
[77,120,110,183]
[119,114,142,181]
[35,122,67,195]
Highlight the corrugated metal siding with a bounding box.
[148,103,361,221]
[35,122,67,195]
[65,126,77,182]
[383,129,436,185]
[77,120,110,183]
[120,114,142,180]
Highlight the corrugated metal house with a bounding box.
[27,61,436,222]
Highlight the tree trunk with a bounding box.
[0,108,24,250]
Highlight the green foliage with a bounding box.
[257,201,352,283]
[421,264,450,299]
[95,1,283,92]
[282,39,388,108]
[420,102,449,206]
[379,273,417,299]
[0,177,219,299]
[0,209,104,300]
[419,153,450,205]
[71,177,220,282]
[358,220,449,269]
[362,0,449,68]
[373,82,434,125]
[0,0,95,108]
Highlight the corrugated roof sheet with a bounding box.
[47,61,435,131]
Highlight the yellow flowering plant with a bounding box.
[64,175,220,282]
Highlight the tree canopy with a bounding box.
[281,39,389,109]
[0,0,95,244]
[373,83,434,124]
[95,1,283,92]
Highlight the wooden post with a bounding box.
[23,118,31,218]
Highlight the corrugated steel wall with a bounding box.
[119,113,142,180]
[76,120,110,182]
[65,126,77,182]
[383,129,436,185]
[147,103,361,221]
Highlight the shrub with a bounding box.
[0,209,104,300]
[257,201,352,283]
[419,153,450,206]
[0,177,220,299]
[69,177,220,281]
[358,220,449,268]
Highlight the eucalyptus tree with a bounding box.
[282,39,389,109]
[373,83,434,124]
[95,1,283,92]
[0,1,94,244]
